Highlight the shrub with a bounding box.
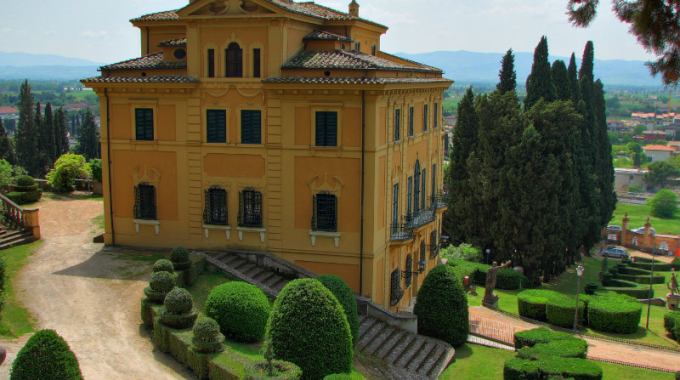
[265,278,352,380]
[584,282,598,295]
[514,327,576,350]
[496,268,532,290]
[46,154,91,193]
[447,260,489,285]
[414,265,469,347]
[517,338,588,359]
[629,261,673,272]
[504,357,602,380]
[244,360,302,380]
[677,371,680,380]
[153,259,174,273]
[160,288,198,329]
[0,159,13,191]
[517,289,562,322]
[323,375,352,380]
[205,281,270,343]
[316,274,359,349]
[144,271,176,304]
[7,174,42,205]
[546,296,585,329]
[170,246,191,269]
[665,312,680,340]
[0,256,5,293]
[649,189,678,219]
[89,159,102,182]
[672,257,680,271]
[192,317,224,353]
[441,243,483,262]
[588,294,642,334]
[10,329,83,380]
[15,175,34,187]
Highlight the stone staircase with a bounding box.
[200,250,454,380]
[0,225,35,250]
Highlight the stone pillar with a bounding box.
[644,216,652,247]
[23,208,40,239]
[622,212,629,244]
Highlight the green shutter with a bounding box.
[207,110,226,143]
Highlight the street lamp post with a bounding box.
[573,264,585,333]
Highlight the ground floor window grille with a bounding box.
[204,187,227,225]
[134,182,156,220]
[405,255,413,289]
[390,268,403,306]
[312,192,337,232]
[238,188,262,227]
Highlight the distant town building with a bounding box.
[643,144,676,162]
[0,106,19,120]
[614,168,648,192]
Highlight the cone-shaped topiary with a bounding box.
[414,265,469,347]
[192,317,225,353]
[160,288,198,329]
[11,329,83,380]
[170,246,191,269]
[143,270,176,304]
[316,274,359,349]
[265,278,352,380]
[153,259,174,273]
[205,281,270,343]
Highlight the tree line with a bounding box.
[444,39,616,283]
[0,80,100,178]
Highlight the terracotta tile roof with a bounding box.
[263,76,451,85]
[0,106,18,114]
[130,9,180,22]
[159,37,187,47]
[100,52,186,71]
[283,50,442,73]
[304,30,352,42]
[81,75,198,84]
[643,144,675,151]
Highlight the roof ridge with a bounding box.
[101,51,163,68]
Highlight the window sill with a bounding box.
[236,226,266,242]
[203,224,231,239]
[309,230,341,247]
[134,219,160,235]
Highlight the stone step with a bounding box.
[243,264,265,278]
[253,270,276,284]
[406,340,437,373]
[233,260,254,272]
[357,320,388,351]
[219,254,240,266]
[395,337,427,368]
[375,330,408,360]
[363,325,400,356]
[212,251,230,261]
[420,346,453,379]
[270,278,288,292]
[263,275,284,289]
[385,332,417,364]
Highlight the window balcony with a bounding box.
[390,219,414,241]
[430,190,448,210]
[404,207,436,230]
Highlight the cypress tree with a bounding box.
[55,107,70,156]
[41,103,56,171]
[0,118,17,165]
[444,87,480,244]
[551,60,570,101]
[567,53,581,104]
[15,80,39,176]
[593,79,616,229]
[578,41,595,87]
[496,49,517,94]
[524,36,557,110]
[77,107,100,160]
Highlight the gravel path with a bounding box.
[0,195,196,380]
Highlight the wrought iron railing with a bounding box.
[428,242,439,259]
[430,190,448,209]
[390,219,414,241]
[405,206,436,230]
[0,193,26,230]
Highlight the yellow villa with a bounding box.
[82,0,452,311]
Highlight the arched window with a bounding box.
[632,237,638,246]
[405,254,413,289]
[659,241,669,251]
[414,160,421,214]
[225,42,243,77]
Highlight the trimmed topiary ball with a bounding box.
[153,259,174,273]
[15,175,34,187]
[164,288,193,314]
[265,278,352,380]
[144,270,176,303]
[10,329,83,380]
[192,317,224,353]
[170,246,191,269]
[588,294,641,334]
[205,281,270,343]
[414,265,469,347]
[316,274,359,349]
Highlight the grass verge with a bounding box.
[0,240,42,338]
[611,202,679,235]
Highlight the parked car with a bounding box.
[602,246,628,258]
[607,225,622,231]
[632,227,656,236]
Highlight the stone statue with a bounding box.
[668,271,679,296]
[483,260,511,306]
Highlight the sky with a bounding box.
[0,0,655,64]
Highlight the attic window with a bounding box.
[324,71,331,77]
[174,48,186,60]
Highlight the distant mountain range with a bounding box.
[0,50,663,87]
[395,50,663,87]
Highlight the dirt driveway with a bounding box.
[0,194,196,380]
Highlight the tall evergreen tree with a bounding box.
[41,102,56,172]
[524,37,557,109]
[496,49,517,94]
[593,79,617,229]
[444,87,480,244]
[0,118,17,165]
[77,107,100,160]
[551,60,570,101]
[15,80,39,176]
[578,41,595,85]
[567,53,581,105]
[54,107,70,156]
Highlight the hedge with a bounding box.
[414,265,469,347]
[664,312,680,341]
[447,260,488,285]
[10,329,83,380]
[206,282,270,344]
[504,357,602,380]
[629,261,673,272]
[671,257,680,271]
[517,339,588,360]
[617,273,666,285]
[514,327,577,350]
[316,275,359,349]
[546,296,585,329]
[244,360,302,380]
[265,279,352,380]
[604,286,653,299]
[171,246,191,270]
[448,260,531,290]
[323,375,352,380]
[588,294,642,334]
[618,266,650,276]
[496,269,533,290]
[517,290,563,322]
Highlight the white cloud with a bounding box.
[82,30,108,38]
[44,30,58,36]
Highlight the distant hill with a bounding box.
[395,50,663,87]
[0,51,104,67]
[0,51,103,80]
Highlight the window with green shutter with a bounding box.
[135,108,154,141]
[206,110,226,143]
[394,108,401,142]
[315,111,337,147]
[423,104,428,132]
[241,110,261,144]
[409,106,414,137]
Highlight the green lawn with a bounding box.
[0,240,42,338]
[441,343,675,380]
[611,202,680,235]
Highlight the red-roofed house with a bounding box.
[643,144,676,162]
[0,106,19,120]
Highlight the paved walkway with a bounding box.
[469,306,680,373]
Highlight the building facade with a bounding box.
[82,0,451,310]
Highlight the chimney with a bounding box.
[349,0,359,17]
